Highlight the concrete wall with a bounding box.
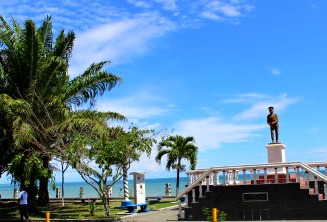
[184,183,327,221]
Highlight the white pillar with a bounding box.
[192,189,196,203]
[243,169,246,185]
[213,172,218,185]
[206,177,210,192]
[264,168,268,184]
[199,183,203,198]
[232,170,236,185]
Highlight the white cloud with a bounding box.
[223,93,299,121]
[237,94,298,120]
[95,92,298,152]
[96,91,173,119]
[155,0,177,11]
[223,93,270,104]
[174,117,265,151]
[127,0,152,8]
[270,67,282,75]
[200,11,222,21]
[69,12,175,76]
[1,1,254,75]
[171,93,299,151]
[219,4,242,17]
[199,0,254,21]
[130,152,161,172]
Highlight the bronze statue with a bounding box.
[267,106,279,143]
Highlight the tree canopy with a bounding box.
[155,135,198,196]
[0,15,124,204]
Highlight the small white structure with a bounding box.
[79,187,84,198]
[266,143,286,173]
[130,172,146,204]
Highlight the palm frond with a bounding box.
[54,30,75,60]
[0,15,16,48]
[23,20,40,90]
[38,15,53,53]
[66,62,122,106]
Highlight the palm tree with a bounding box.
[155,135,198,196]
[0,15,125,204]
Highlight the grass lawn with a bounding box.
[0,198,178,220]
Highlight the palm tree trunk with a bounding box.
[176,167,180,196]
[38,156,50,204]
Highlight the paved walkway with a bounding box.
[120,206,327,222]
[121,205,180,222]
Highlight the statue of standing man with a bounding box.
[267,106,279,143]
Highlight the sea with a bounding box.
[0,177,187,199]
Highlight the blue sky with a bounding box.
[1,0,327,183]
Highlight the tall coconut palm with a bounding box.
[0,15,125,204]
[155,135,198,196]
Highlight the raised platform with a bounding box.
[184,182,327,221]
[179,161,327,221]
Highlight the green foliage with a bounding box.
[0,14,124,204]
[0,198,179,220]
[156,135,198,171]
[7,152,51,187]
[219,211,228,221]
[155,134,198,195]
[66,124,157,217]
[202,207,212,221]
[88,201,96,216]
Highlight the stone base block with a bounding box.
[266,143,286,173]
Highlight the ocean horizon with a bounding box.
[0,177,187,199]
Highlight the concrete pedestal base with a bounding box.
[266,143,286,173]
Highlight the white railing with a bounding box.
[177,161,327,200]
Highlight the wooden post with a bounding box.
[212,208,218,222]
[45,211,50,222]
